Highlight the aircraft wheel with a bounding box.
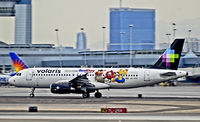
[30,88,35,98]
[82,92,90,98]
[30,93,35,98]
[94,92,102,98]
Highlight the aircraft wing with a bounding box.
[68,74,110,91]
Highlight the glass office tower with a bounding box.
[109,8,155,51]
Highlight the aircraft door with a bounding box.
[26,70,33,81]
[144,70,151,81]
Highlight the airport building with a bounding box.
[0,42,87,73]
[109,8,155,51]
[1,39,200,74]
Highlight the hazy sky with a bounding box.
[0,0,200,50]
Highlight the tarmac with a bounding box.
[0,86,200,121]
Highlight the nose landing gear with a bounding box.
[29,88,35,98]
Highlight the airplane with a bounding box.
[0,74,10,85]
[8,39,188,98]
[0,53,28,85]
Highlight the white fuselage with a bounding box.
[9,67,187,89]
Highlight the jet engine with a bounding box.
[50,83,71,94]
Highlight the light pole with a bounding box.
[55,29,60,46]
[55,29,62,67]
[188,29,192,38]
[188,29,192,52]
[80,28,87,67]
[120,32,125,50]
[129,25,133,67]
[172,23,176,39]
[120,0,122,8]
[102,26,106,67]
[166,33,171,44]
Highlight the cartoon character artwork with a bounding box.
[95,70,105,83]
[106,70,115,80]
[95,69,128,83]
[106,69,128,83]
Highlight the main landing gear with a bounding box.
[29,88,35,98]
[94,91,102,98]
[82,90,102,98]
[82,92,90,98]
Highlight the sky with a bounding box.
[0,0,200,50]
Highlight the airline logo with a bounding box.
[79,69,95,73]
[37,69,61,73]
[10,53,28,72]
[161,47,179,68]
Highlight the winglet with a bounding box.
[152,39,184,70]
[9,52,29,72]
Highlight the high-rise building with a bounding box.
[0,0,32,44]
[109,8,155,51]
[76,32,87,50]
[15,0,32,44]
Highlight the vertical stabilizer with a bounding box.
[9,52,29,72]
[152,39,184,70]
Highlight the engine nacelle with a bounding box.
[50,83,71,94]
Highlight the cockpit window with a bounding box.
[16,73,21,76]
